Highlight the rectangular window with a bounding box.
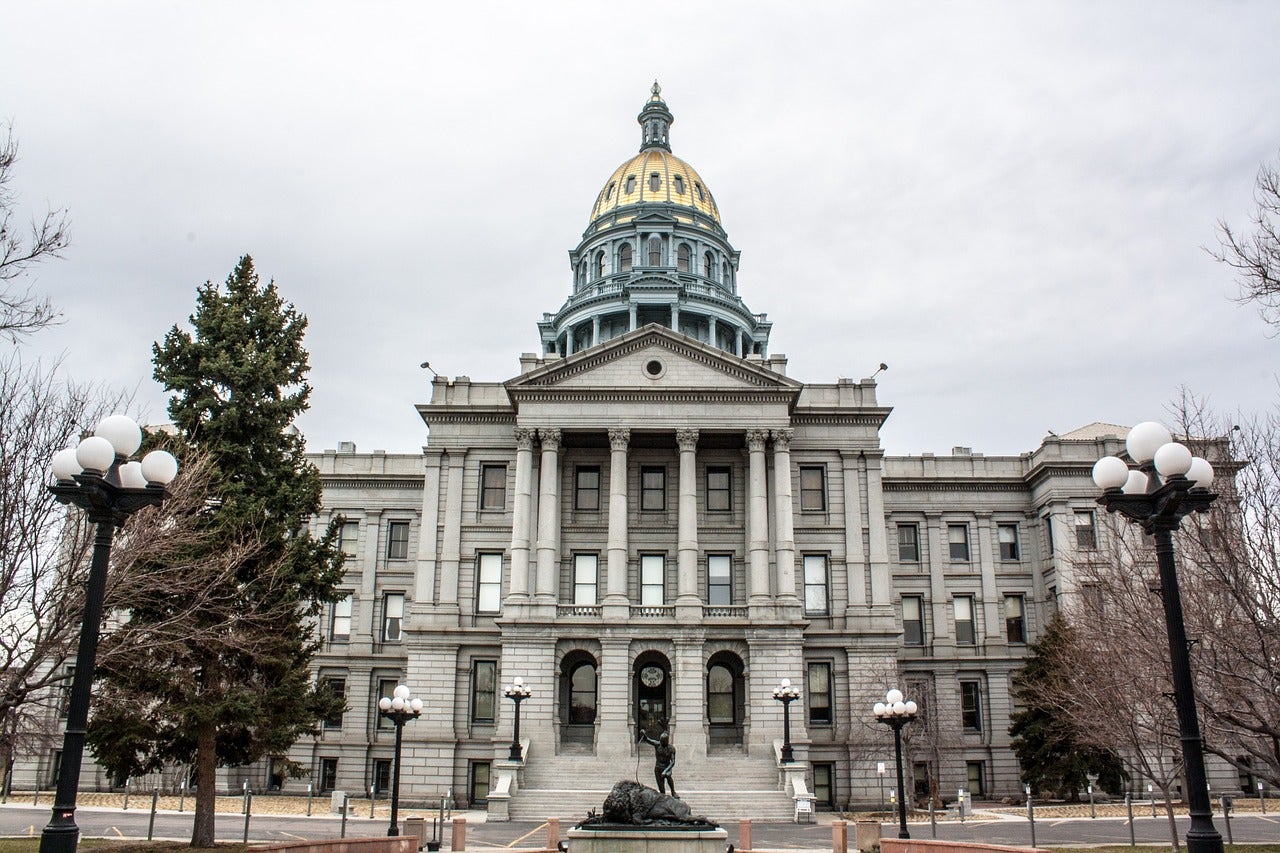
[470,760,491,806]
[898,523,920,562]
[803,554,829,615]
[58,667,74,718]
[339,520,360,557]
[574,553,598,605]
[320,758,338,793]
[641,466,666,511]
[961,681,983,731]
[476,554,503,613]
[914,761,933,800]
[330,594,352,640]
[707,554,732,606]
[386,521,410,560]
[954,595,976,645]
[480,464,507,511]
[575,466,601,511]
[902,595,924,646]
[382,593,404,642]
[998,524,1020,561]
[322,677,346,729]
[376,678,397,729]
[966,761,986,796]
[1044,517,1055,555]
[640,554,665,606]
[706,466,731,512]
[1004,595,1026,643]
[948,524,970,561]
[813,763,835,808]
[1075,510,1097,549]
[807,662,832,724]
[372,759,392,795]
[471,660,496,723]
[799,466,826,512]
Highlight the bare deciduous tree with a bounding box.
[0,124,69,341]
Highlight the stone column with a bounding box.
[439,451,465,608]
[675,428,700,606]
[508,428,536,601]
[565,328,574,356]
[671,303,681,333]
[977,515,1001,641]
[772,429,798,603]
[414,450,444,605]
[629,303,637,331]
[606,428,631,604]
[926,515,951,644]
[708,315,717,348]
[535,428,562,602]
[596,637,632,758]
[841,450,867,611]
[592,315,601,347]
[746,429,771,603]
[865,454,891,607]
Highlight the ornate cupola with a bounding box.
[539,85,772,359]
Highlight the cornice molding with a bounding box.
[320,476,425,491]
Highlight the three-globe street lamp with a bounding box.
[1092,420,1223,853]
[504,677,532,762]
[377,684,423,836]
[772,678,801,763]
[41,415,179,853]
[873,688,918,840]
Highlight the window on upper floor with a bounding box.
[330,594,352,640]
[703,252,714,278]
[605,182,615,201]
[1075,510,1097,549]
[480,464,507,511]
[574,553,598,606]
[954,595,976,645]
[706,466,731,512]
[707,554,732,606]
[619,243,632,272]
[1004,594,1026,643]
[476,553,503,614]
[594,250,605,278]
[648,236,662,266]
[1044,516,1055,555]
[677,243,690,272]
[471,660,497,724]
[803,554,829,615]
[322,676,346,729]
[375,678,398,729]
[649,172,661,192]
[948,524,970,561]
[641,466,666,511]
[339,520,359,558]
[998,524,1020,560]
[575,466,601,511]
[382,593,404,642]
[902,595,924,645]
[807,662,832,724]
[625,175,636,194]
[386,521,410,560]
[695,182,705,201]
[640,554,665,606]
[800,466,826,512]
[898,523,920,562]
[960,681,983,731]
[673,175,685,194]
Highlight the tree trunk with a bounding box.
[191,723,218,847]
[1162,793,1181,852]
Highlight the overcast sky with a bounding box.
[4,2,1278,457]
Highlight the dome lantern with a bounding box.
[639,80,673,153]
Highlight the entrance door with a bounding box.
[635,661,669,739]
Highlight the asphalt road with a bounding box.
[1,804,1277,849]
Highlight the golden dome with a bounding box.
[589,150,721,225]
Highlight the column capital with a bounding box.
[608,428,631,451]
[746,429,769,451]
[538,428,561,451]
[514,427,537,450]
[771,428,794,450]
[676,428,699,451]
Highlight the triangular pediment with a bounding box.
[507,325,801,396]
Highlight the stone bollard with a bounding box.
[738,818,752,852]
[546,817,559,851]
[832,819,847,853]
[451,815,466,851]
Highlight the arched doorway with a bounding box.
[560,650,598,749]
[633,651,671,741]
[707,651,745,748]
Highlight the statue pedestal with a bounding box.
[566,827,729,852]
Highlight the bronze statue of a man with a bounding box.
[638,727,678,798]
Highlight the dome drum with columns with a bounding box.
[540,83,772,359]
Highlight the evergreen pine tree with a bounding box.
[1009,612,1126,800]
[87,256,344,847]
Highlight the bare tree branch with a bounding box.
[0,124,68,341]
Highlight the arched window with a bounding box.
[677,244,690,272]
[648,236,663,266]
[649,173,661,192]
[569,662,597,724]
[594,251,605,279]
[707,664,735,723]
[625,175,637,194]
[703,252,714,279]
[619,243,632,272]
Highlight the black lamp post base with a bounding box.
[508,745,523,762]
[40,816,80,853]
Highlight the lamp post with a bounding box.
[377,684,423,836]
[1092,420,1223,853]
[874,688,918,840]
[503,677,531,761]
[772,678,801,763]
[40,415,179,853]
